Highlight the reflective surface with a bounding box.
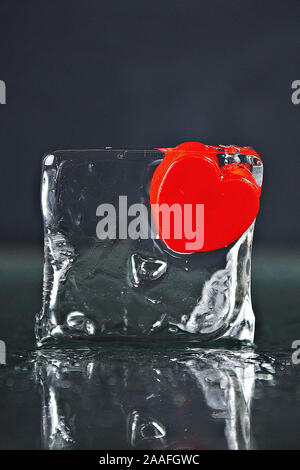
[0,248,299,449]
[0,344,298,450]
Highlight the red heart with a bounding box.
[150,142,262,253]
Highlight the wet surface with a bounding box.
[0,248,299,449]
[0,345,299,450]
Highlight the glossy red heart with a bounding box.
[150,142,262,253]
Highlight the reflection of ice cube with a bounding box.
[38,148,262,344]
[36,347,261,450]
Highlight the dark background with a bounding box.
[0,0,299,352]
[0,0,299,247]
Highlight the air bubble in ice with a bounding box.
[130,253,167,287]
[140,420,166,440]
[66,312,85,328]
[66,312,95,336]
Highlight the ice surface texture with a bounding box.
[37,147,263,345]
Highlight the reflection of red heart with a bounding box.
[150,142,262,253]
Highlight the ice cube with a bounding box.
[38,145,262,344]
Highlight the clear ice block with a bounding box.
[37,146,263,345]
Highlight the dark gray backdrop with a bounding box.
[0,0,299,247]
